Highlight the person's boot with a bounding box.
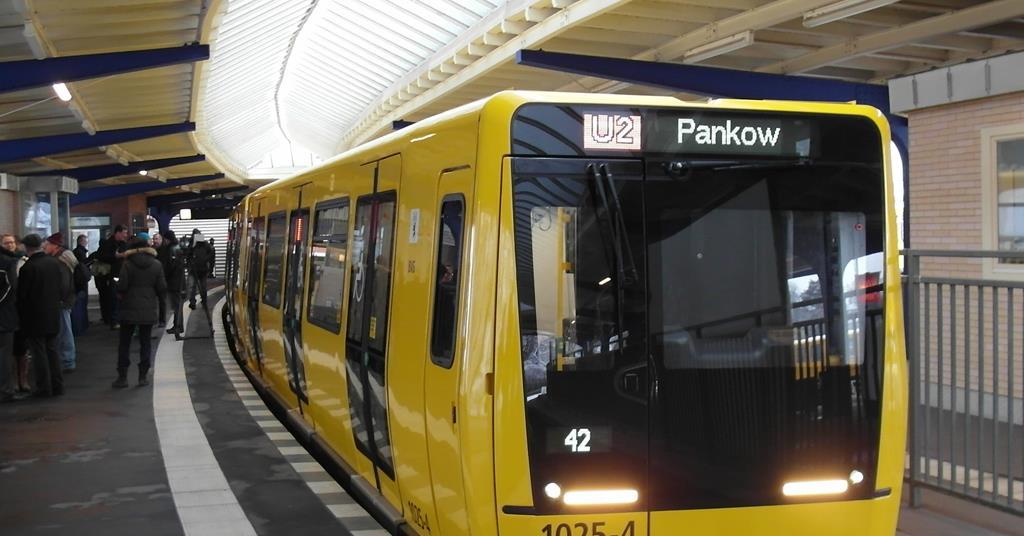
[138,366,150,387]
[112,368,129,388]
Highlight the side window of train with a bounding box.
[430,196,465,368]
[307,198,350,333]
[262,211,287,308]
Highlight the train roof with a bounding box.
[244,90,889,199]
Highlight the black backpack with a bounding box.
[191,242,212,274]
[74,260,91,293]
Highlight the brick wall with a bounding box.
[908,91,1024,399]
[70,193,148,233]
[909,90,1024,276]
[0,190,16,235]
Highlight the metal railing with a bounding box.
[905,249,1024,514]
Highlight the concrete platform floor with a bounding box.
[0,292,382,535]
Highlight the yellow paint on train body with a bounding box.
[225,91,906,536]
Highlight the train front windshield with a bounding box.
[511,107,886,512]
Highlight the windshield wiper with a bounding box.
[587,163,638,338]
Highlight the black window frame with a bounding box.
[306,197,351,334]
[429,194,466,368]
[261,210,287,308]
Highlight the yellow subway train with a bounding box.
[223,91,907,535]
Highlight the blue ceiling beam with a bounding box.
[516,49,892,114]
[25,153,207,182]
[71,172,224,207]
[166,196,242,211]
[0,121,195,163]
[0,44,209,94]
[147,185,249,207]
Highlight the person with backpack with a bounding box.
[188,232,215,311]
[157,230,185,340]
[44,233,79,373]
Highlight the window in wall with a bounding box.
[997,137,1024,264]
[262,211,287,307]
[430,197,465,368]
[308,199,350,332]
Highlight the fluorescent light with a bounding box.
[782,479,849,497]
[563,489,638,506]
[179,208,192,220]
[138,170,148,176]
[803,0,900,28]
[544,483,562,499]
[598,276,612,286]
[683,31,754,64]
[52,82,72,102]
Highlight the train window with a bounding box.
[430,197,465,368]
[307,199,350,333]
[262,211,286,307]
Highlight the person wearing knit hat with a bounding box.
[43,231,79,372]
[44,233,63,247]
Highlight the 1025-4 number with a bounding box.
[542,521,635,536]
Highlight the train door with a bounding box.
[246,209,266,372]
[283,188,311,404]
[345,155,402,508]
[497,157,649,535]
[424,168,472,536]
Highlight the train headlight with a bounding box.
[849,470,864,484]
[781,479,849,497]
[562,489,638,506]
[544,483,562,499]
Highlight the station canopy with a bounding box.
[1,0,1022,189]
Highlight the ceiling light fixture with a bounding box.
[52,82,72,102]
[802,0,900,28]
[683,31,755,64]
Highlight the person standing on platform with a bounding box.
[71,235,90,334]
[44,233,78,373]
[17,234,66,397]
[188,232,214,310]
[2,234,30,393]
[113,236,165,388]
[157,230,185,340]
[151,233,166,327]
[0,234,19,402]
[91,225,128,330]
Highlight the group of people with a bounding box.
[0,225,216,398]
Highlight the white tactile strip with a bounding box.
[153,306,259,535]
[211,298,389,536]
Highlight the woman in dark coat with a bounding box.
[113,238,166,388]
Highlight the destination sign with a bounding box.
[645,112,814,157]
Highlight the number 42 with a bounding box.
[564,428,591,453]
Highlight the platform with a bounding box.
[0,291,1018,535]
[0,290,385,535]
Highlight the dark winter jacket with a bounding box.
[116,247,166,325]
[0,247,19,333]
[190,241,215,276]
[16,251,67,337]
[73,245,88,265]
[158,243,185,292]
